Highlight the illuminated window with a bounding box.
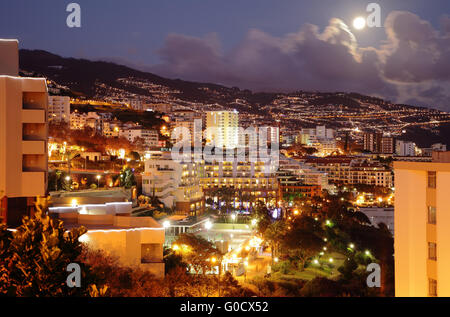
[427,171,436,189]
[429,279,437,297]
[428,206,436,224]
[428,242,437,261]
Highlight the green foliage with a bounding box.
[173,233,222,275]
[0,211,97,296]
[281,216,324,271]
[338,257,358,280]
[119,167,136,188]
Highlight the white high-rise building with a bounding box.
[206,110,239,149]
[396,140,416,156]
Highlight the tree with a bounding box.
[0,210,98,296]
[172,234,221,275]
[338,257,358,280]
[119,167,136,189]
[263,221,286,263]
[281,216,324,271]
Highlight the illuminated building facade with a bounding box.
[0,39,48,226]
[394,153,450,296]
[206,110,239,149]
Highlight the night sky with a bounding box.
[1,0,449,111]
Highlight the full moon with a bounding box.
[353,17,366,30]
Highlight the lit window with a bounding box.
[428,171,436,189]
[428,206,436,224]
[429,279,437,297]
[428,242,437,261]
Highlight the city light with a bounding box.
[163,220,170,228]
[204,220,213,230]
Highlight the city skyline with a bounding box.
[1,0,449,111]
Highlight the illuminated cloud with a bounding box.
[151,11,450,111]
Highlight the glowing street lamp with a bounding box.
[96,175,101,187]
[349,243,355,249]
[365,250,371,256]
[163,220,170,229]
[205,220,212,230]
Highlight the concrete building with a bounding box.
[396,140,416,156]
[304,157,393,188]
[120,127,159,148]
[363,132,382,153]
[380,136,395,154]
[206,110,239,149]
[200,157,279,209]
[142,152,205,216]
[394,153,450,296]
[48,95,70,123]
[0,39,48,226]
[49,202,165,278]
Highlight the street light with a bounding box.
[163,220,170,229]
[96,175,101,188]
[205,220,212,230]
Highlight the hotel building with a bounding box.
[48,95,70,123]
[394,152,450,296]
[200,158,279,208]
[0,40,48,226]
[206,110,239,149]
[142,152,205,216]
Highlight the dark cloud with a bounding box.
[150,11,450,112]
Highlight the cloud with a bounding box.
[150,11,450,111]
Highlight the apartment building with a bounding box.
[363,132,382,153]
[200,158,279,209]
[0,40,48,226]
[304,157,393,187]
[48,95,70,123]
[142,152,205,216]
[396,140,417,156]
[120,127,159,148]
[394,152,450,296]
[206,110,239,149]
